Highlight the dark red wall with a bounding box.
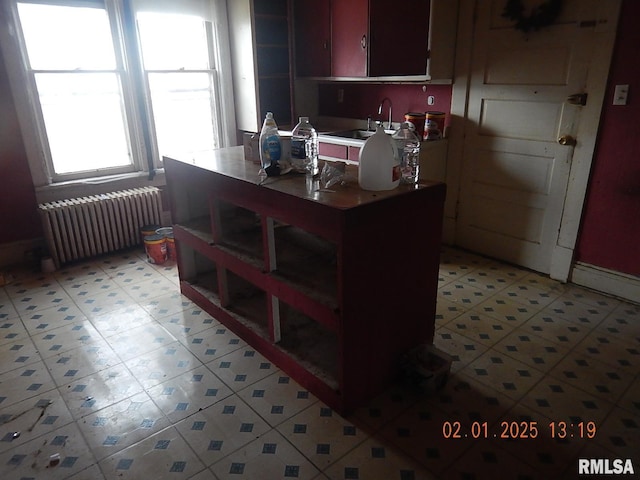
[575,0,640,276]
[318,83,452,128]
[0,49,42,243]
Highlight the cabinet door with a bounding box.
[331,0,368,77]
[426,0,458,80]
[347,146,360,162]
[319,142,348,160]
[369,0,430,76]
[293,0,331,77]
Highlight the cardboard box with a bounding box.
[243,132,260,164]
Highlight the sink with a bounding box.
[326,129,376,140]
[324,129,394,140]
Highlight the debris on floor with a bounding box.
[48,453,60,468]
[401,343,453,393]
[0,271,12,286]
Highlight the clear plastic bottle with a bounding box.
[291,116,318,175]
[259,112,282,176]
[358,124,400,191]
[392,121,421,184]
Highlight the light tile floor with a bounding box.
[0,246,638,479]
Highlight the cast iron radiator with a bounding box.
[38,187,163,267]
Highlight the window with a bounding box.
[2,0,232,185]
[137,12,219,162]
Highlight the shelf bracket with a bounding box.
[269,295,282,343]
[217,267,230,307]
[210,196,222,244]
[264,216,277,272]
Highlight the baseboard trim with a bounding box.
[0,237,46,269]
[570,262,640,304]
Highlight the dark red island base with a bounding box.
[164,146,445,414]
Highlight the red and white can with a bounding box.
[144,234,167,264]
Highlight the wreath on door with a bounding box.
[502,0,563,32]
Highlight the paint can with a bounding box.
[140,224,161,244]
[165,233,176,261]
[425,111,446,140]
[144,234,167,264]
[404,112,426,141]
[155,226,173,237]
[155,227,175,261]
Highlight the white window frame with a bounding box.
[137,15,222,168]
[0,0,236,201]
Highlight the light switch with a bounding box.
[613,84,629,105]
[427,95,435,105]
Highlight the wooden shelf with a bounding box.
[180,217,213,244]
[272,224,338,308]
[256,43,289,48]
[177,244,218,296]
[216,203,264,265]
[222,270,271,340]
[276,299,339,390]
[188,272,219,303]
[254,13,288,20]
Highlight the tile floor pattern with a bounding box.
[0,246,638,479]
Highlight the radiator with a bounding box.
[39,187,163,267]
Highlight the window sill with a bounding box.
[35,169,166,204]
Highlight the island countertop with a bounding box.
[163,146,445,211]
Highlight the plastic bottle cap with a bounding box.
[266,112,273,119]
[299,116,309,123]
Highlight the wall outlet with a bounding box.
[338,88,344,103]
[613,84,629,105]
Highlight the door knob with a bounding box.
[558,135,577,146]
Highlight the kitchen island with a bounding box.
[163,146,445,413]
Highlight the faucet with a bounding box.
[378,97,393,130]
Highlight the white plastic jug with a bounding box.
[358,124,400,191]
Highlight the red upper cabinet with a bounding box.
[331,0,369,77]
[368,0,430,77]
[293,0,331,77]
[293,0,457,81]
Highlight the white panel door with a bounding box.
[456,0,614,275]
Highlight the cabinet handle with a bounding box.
[361,34,367,50]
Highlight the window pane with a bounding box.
[147,72,217,158]
[36,73,132,174]
[17,3,116,70]
[137,13,210,70]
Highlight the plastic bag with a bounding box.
[320,161,346,189]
